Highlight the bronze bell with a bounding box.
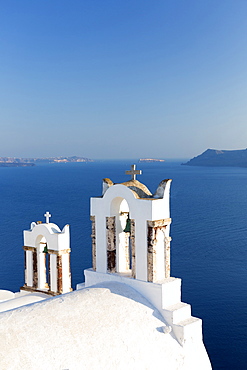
[43,244,48,253]
[123,216,131,233]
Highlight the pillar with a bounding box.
[57,254,63,293]
[147,219,171,282]
[130,219,136,278]
[49,253,57,293]
[91,216,96,271]
[106,216,116,273]
[23,246,35,288]
[62,253,71,293]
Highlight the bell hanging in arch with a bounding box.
[123,215,131,233]
[43,244,48,253]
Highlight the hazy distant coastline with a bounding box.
[183,149,247,167]
[139,158,165,163]
[0,156,93,167]
[0,162,35,167]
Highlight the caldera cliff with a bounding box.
[183,148,247,168]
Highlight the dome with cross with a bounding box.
[102,164,170,199]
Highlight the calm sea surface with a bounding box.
[0,160,246,369]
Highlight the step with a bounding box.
[161,302,191,325]
[76,282,86,290]
[173,316,202,346]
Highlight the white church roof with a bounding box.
[0,281,211,370]
[103,177,153,198]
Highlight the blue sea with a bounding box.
[0,160,246,369]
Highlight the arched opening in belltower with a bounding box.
[35,235,50,291]
[110,197,133,276]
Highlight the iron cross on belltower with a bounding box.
[125,164,142,181]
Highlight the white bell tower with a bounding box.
[90,165,172,282]
[21,212,72,295]
[82,165,205,346]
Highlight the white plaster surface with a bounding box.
[0,282,211,370]
[83,269,203,346]
[84,268,182,310]
[24,222,70,252]
[0,292,47,313]
[0,290,15,301]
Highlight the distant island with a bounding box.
[183,149,247,168]
[139,158,165,163]
[0,156,93,167]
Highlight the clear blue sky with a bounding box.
[0,0,247,159]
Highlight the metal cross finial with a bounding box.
[44,211,51,224]
[125,164,142,181]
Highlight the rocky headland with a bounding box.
[183,149,247,168]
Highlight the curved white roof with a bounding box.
[0,282,211,369]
